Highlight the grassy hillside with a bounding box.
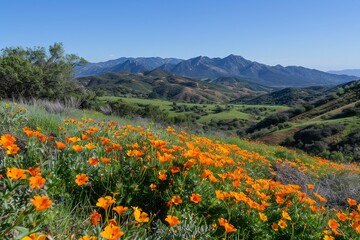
[1,101,360,239]
[248,81,360,162]
[234,87,329,106]
[77,70,245,104]
[98,96,288,127]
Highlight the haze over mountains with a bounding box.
[75,55,357,87]
[328,69,360,77]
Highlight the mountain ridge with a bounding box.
[75,55,357,87]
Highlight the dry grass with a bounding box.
[99,104,112,115]
[273,162,360,210]
[317,173,360,209]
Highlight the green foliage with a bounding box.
[0,43,87,100]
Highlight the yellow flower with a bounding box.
[149,184,156,191]
[282,211,291,221]
[96,196,115,210]
[21,233,47,240]
[323,235,335,240]
[78,235,97,240]
[259,212,268,221]
[72,145,83,152]
[133,207,149,222]
[278,219,287,229]
[85,143,96,150]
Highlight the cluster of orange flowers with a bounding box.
[0,134,20,155]
[2,111,360,239]
[5,166,51,212]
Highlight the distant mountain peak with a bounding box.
[75,55,357,87]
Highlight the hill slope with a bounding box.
[77,70,241,103]
[250,80,360,161]
[1,101,360,239]
[232,86,330,106]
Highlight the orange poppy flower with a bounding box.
[271,222,279,231]
[171,196,182,205]
[165,215,181,227]
[75,173,89,186]
[88,157,99,166]
[311,205,318,212]
[337,211,347,221]
[149,184,156,191]
[72,145,83,152]
[55,141,66,150]
[96,196,115,210]
[0,134,16,146]
[30,196,52,211]
[190,193,202,203]
[29,175,46,189]
[158,170,167,181]
[113,206,128,215]
[223,223,237,233]
[5,144,20,154]
[101,157,111,163]
[171,166,181,174]
[278,219,287,229]
[6,167,26,181]
[306,184,315,190]
[100,223,124,239]
[259,212,268,221]
[78,235,97,240]
[348,198,357,206]
[27,167,41,176]
[90,212,101,225]
[328,219,340,229]
[21,233,47,240]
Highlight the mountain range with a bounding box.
[328,69,360,77]
[75,55,357,87]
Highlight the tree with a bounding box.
[0,43,87,99]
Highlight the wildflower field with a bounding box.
[1,102,360,240]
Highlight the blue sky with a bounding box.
[1,0,359,70]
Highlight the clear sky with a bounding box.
[1,0,360,70]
